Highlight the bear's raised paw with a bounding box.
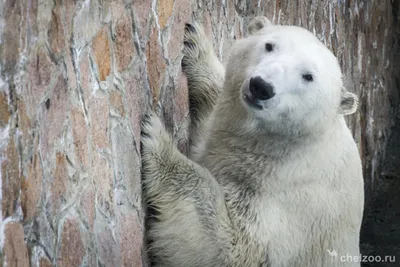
[181,22,214,70]
[140,113,173,158]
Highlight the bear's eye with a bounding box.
[302,74,313,82]
[265,43,274,52]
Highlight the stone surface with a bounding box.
[71,107,89,170]
[51,153,68,215]
[22,45,58,115]
[2,139,21,218]
[21,141,42,221]
[110,90,126,117]
[0,1,398,267]
[49,3,65,54]
[0,92,11,127]
[3,222,29,267]
[39,74,69,161]
[157,0,174,29]
[80,187,95,230]
[1,0,22,75]
[120,213,144,267]
[90,96,110,149]
[39,258,53,267]
[114,10,135,72]
[59,219,85,267]
[133,0,152,43]
[146,26,166,106]
[92,27,112,81]
[79,48,91,100]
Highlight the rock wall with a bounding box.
[0,0,398,266]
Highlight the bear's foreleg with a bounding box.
[182,23,225,150]
[141,114,234,267]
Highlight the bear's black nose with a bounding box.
[249,77,275,100]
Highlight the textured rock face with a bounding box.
[0,0,398,266]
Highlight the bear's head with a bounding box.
[223,16,358,137]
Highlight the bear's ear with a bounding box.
[248,16,272,35]
[339,91,359,115]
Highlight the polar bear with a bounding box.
[141,16,364,267]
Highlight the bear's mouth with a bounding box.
[242,94,263,110]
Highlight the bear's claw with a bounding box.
[140,113,167,142]
[140,113,174,161]
[185,23,196,33]
[182,22,209,71]
[141,113,156,137]
[183,41,195,49]
[140,114,152,143]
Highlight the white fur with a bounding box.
[141,17,364,267]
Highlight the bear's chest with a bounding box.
[228,181,337,267]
